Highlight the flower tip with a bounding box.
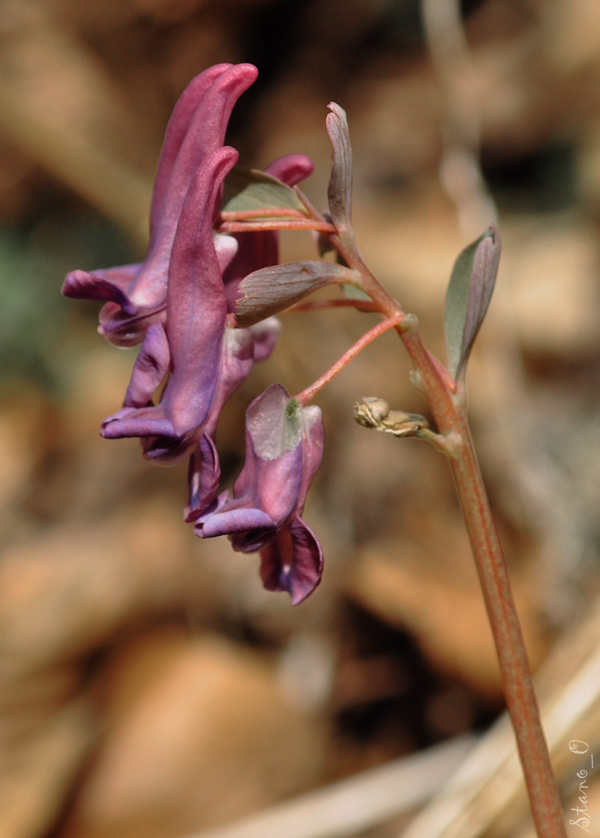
[236,63,259,85]
[327,102,347,120]
[488,223,501,250]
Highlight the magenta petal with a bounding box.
[62,265,140,308]
[132,64,258,313]
[264,154,315,187]
[100,146,237,443]
[63,64,259,350]
[147,64,258,247]
[150,64,233,233]
[260,516,323,605]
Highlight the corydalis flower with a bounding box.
[61,64,324,604]
[194,384,324,605]
[99,149,313,463]
[63,62,313,469]
[98,145,238,450]
[184,316,281,513]
[62,63,258,346]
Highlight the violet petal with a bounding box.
[260,516,324,605]
[122,322,171,408]
[200,507,275,539]
[101,145,237,441]
[185,434,221,523]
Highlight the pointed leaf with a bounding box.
[444,225,501,379]
[326,103,353,240]
[235,260,360,326]
[222,166,308,215]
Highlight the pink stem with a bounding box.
[287,298,380,313]
[218,219,335,234]
[296,315,401,406]
[220,207,309,220]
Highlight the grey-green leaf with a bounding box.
[222,166,308,215]
[326,103,354,240]
[342,284,371,302]
[235,261,361,327]
[444,225,501,380]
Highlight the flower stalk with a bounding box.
[323,225,566,838]
[295,314,401,406]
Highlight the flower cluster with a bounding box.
[63,63,324,604]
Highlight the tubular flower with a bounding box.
[99,147,313,462]
[61,63,324,604]
[62,63,257,346]
[194,384,325,605]
[62,63,313,465]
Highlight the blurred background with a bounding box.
[2,1,600,837]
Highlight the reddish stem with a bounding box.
[218,219,335,234]
[296,315,401,406]
[220,207,308,221]
[287,298,380,313]
[449,415,566,838]
[326,230,566,838]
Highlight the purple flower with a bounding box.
[99,148,313,462]
[62,61,313,467]
[99,145,238,449]
[62,63,258,347]
[194,384,324,605]
[184,316,281,509]
[61,64,324,603]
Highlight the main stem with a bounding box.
[450,416,566,838]
[332,234,566,837]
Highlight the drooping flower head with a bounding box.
[194,384,325,605]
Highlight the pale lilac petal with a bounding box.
[199,507,275,539]
[248,317,281,363]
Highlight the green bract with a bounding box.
[223,166,308,216]
[444,225,501,381]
